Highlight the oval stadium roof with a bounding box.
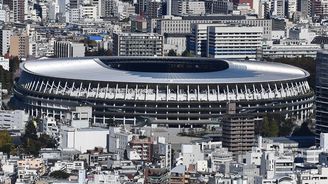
[21,57,309,84]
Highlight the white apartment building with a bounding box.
[53,41,85,58]
[41,117,59,138]
[80,4,98,20]
[189,23,226,57]
[69,8,80,23]
[157,17,272,40]
[60,126,109,153]
[108,127,134,155]
[177,144,204,167]
[271,0,285,18]
[0,110,29,131]
[207,25,263,59]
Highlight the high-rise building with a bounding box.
[136,0,145,15]
[189,23,225,57]
[145,0,162,18]
[222,114,255,155]
[3,0,13,10]
[207,25,263,59]
[12,0,25,22]
[101,0,118,17]
[9,33,29,59]
[113,33,164,56]
[0,29,11,56]
[315,51,328,142]
[311,0,328,17]
[271,0,286,18]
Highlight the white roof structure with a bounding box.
[21,57,309,84]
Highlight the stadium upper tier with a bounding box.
[21,57,309,84]
[13,57,314,126]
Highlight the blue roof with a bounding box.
[88,35,102,41]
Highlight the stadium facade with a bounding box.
[12,57,314,126]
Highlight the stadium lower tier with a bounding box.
[12,79,314,125]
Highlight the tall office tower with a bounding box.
[145,0,162,18]
[113,33,163,56]
[298,0,311,17]
[0,29,11,56]
[12,0,25,22]
[204,0,233,14]
[315,51,328,142]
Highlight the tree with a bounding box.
[23,120,38,141]
[0,130,12,154]
[50,170,70,179]
[279,119,294,136]
[181,50,193,57]
[168,49,177,56]
[292,121,315,136]
[39,134,57,148]
[261,114,279,137]
[262,116,271,137]
[269,119,279,137]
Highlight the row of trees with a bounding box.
[0,120,58,156]
[258,113,295,137]
[20,120,57,156]
[258,113,315,137]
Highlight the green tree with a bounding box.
[168,49,177,56]
[269,119,279,137]
[279,119,294,136]
[23,120,38,141]
[0,130,13,154]
[39,134,57,148]
[181,50,193,57]
[262,115,271,137]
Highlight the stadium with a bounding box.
[12,57,314,126]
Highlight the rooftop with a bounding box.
[21,57,309,84]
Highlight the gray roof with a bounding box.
[21,57,309,84]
